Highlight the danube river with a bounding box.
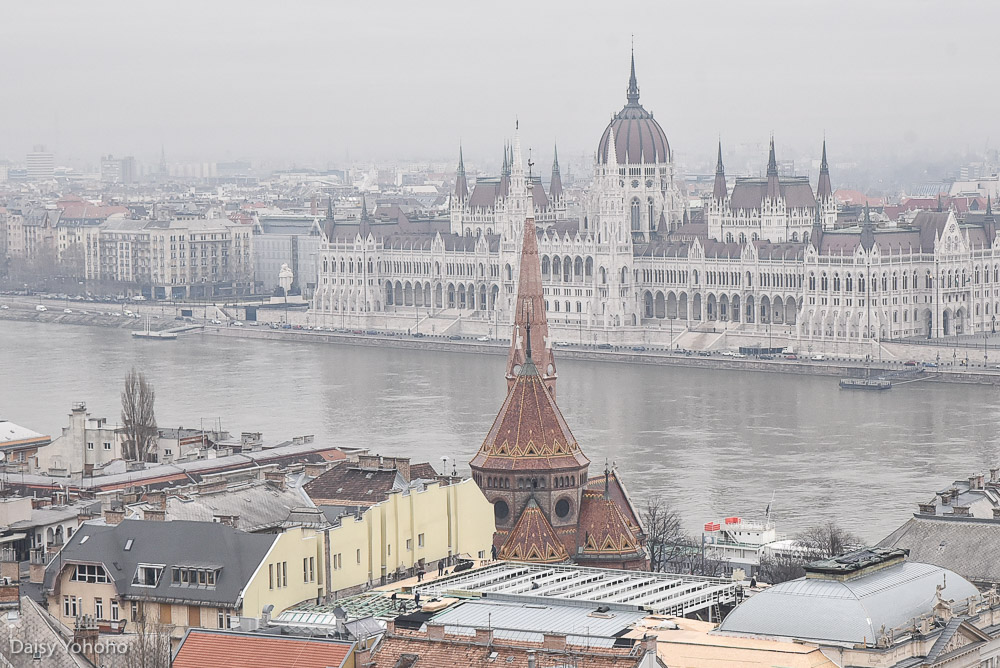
[2,320,997,541]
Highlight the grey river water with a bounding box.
[1,320,998,542]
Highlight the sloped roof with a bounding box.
[150,481,313,532]
[471,362,588,472]
[877,515,1000,586]
[498,498,570,563]
[585,470,642,534]
[43,520,277,606]
[305,466,404,506]
[717,560,979,645]
[577,491,643,560]
[729,178,818,212]
[173,629,354,668]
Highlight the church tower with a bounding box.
[470,188,648,569]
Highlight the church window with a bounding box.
[555,499,571,519]
[648,199,654,227]
[630,199,641,231]
[739,233,746,244]
[494,500,509,521]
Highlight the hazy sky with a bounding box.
[3,1,998,170]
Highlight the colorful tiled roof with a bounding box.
[173,629,353,668]
[498,498,569,563]
[577,490,643,559]
[471,361,588,472]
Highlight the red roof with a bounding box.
[173,630,354,668]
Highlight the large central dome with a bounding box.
[597,54,670,165]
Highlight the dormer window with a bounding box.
[170,566,220,589]
[71,564,109,583]
[132,564,164,587]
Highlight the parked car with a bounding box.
[211,319,222,325]
[448,335,462,340]
[476,336,489,341]
[0,305,8,310]
[63,308,73,313]
[811,354,825,361]
[903,360,918,366]
[132,295,146,301]
[732,352,747,358]
[784,354,798,360]
[597,343,613,350]
[923,362,938,368]
[759,354,774,360]
[697,350,711,356]
[35,305,47,312]
[412,332,425,338]
[631,346,647,352]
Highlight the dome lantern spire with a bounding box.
[626,47,640,105]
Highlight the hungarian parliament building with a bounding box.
[310,55,1000,347]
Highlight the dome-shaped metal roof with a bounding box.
[597,54,670,165]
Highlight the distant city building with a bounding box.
[309,54,1000,347]
[100,154,137,185]
[252,214,323,296]
[83,217,254,299]
[25,146,54,181]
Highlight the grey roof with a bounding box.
[878,515,1000,586]
[717,560,979,645]
[140,480,313,532]
[43,519,277,607]
[427,600,646,649]
[9,500,101,530]
[0,597,87,667]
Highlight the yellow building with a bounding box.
[322,478,495,594]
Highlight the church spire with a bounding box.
[817,139,833,201]
[505,182,556,397]
[454,146,469,201]
[323,197,335,240]
[626,47,640,105]
[766,136,780,200]
[713,140,727,200]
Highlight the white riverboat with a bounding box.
[702,516,807,574]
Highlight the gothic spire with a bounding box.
[626,47,640,105]
[713,140,727,201]
[454,146,469,200]
[550,143,563,200]
[817,139,833,201]
[766,136,780,200]
[505,182,556,397]
[323,197,335,240]
[988,193,993,216]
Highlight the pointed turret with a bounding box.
[454,147,469,201]
[766,136,780,200]
[817,139,833,201]
[713,141,727,201]
[550,144,564,200]
[988,193,993,216]
[606,125,618,168]
[626,48,640,105]
[860,202,875,251]
[359,195,370,237]
[323,197,335,240]
[505,183,556,396]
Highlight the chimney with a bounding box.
[542,634,567,651]
[918,503,936,515]
[427,623,446,641]
[392,458,411,483]
[385,619,396,635]
[144,508,165,522]
[0,580,19,608]
[993,508,1000,520]
[527,650,536,668]
[952,505,971,517]
[73,616,101,666]
[991,468,999,484]
[214,514,239,528]
[28,549,45,584]
[264,470,286,490]
[642,633,658,655]
[83,463,94,477]
[146,491,166,509]
[304,463,327,478]
[474,628,493,645]
[104,508,125,525]
[940,492,951,505]
[950,486,960,499]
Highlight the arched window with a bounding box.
[647,198,655,228]
[631,199,641,231]
[821,273,828,291]
[833,274,841,292]
[809,273,816,290]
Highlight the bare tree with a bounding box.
[796,521,860,559]
[121,603,172,668]
[121,367,157,462]
[756,551,807,584]
[642,496,688,572]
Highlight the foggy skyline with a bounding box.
[5,0,999,170]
